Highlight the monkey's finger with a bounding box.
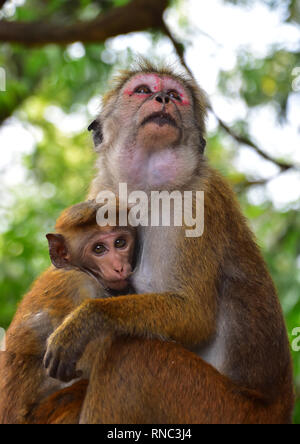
[66,367,83,382]
[57,361,77,383]
[56,361,70,382]
[67,367,83,381]
[43,350,52,369]
[63,368,83,382]
[47,356,60,379]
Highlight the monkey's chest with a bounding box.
[132,226,179,294]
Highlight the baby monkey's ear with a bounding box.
[46,234,70,269]
[88,119,103,148]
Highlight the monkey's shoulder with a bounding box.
[191,165,251,229]
[33,266,102,302]
[192,165,236,200]
[6,267,103,352]
[39,265,98,286]
[12,267,101,324]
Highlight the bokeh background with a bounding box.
[0,0,299,422]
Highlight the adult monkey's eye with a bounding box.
[168,90,181,101]
[93,244,106,255]
[134,85,152,94]
[115,238,127,249]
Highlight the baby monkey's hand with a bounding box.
[43,317,87,382]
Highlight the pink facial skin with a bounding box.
[123,73,191,106]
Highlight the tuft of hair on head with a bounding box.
[55,200,101,232]
[54,199,134,233]
[102,57,209,135]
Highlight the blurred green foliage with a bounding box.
[0,0,299,423]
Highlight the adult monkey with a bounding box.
[37,61,293,424]
[84,61,294,424]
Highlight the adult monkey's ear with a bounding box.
[46,234,70,269]
[88,119,103,148]
[199,136,206,154]
[196,124,206,154]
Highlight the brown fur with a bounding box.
[0,268,100,423]
[80,337,293,424]
[0,63,294,424]
[0,202,133,424]
[84,63,294,423]
[30,380,88,425]
[36,63,294,424]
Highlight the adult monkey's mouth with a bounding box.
[141,112,178,128]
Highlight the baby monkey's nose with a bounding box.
[114,265,124,274]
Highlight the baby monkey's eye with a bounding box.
[168,90,181,101]
[115,238,127,249]
[134,85,152,95]
[93,244,106,255]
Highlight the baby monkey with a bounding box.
[0,200,136,424]
[44,200,136,381]
[47,202,135,293]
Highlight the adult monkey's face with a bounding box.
[119,73,192,149]
[93,68,207,191]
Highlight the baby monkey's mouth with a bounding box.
[108,270,134,283]
[141,112,177,128]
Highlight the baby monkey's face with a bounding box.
[82,227,135,291]
[47,201,136,292]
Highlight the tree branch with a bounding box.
[0,0,168,45]
[234,178,269,191]
[160,21,193,77]
[209,106,295,173]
